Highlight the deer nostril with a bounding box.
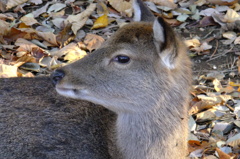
[51,70,65,86]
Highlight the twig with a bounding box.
[210,40,218,59]
[206,46,234,62]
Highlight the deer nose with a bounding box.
[51,69,65,86]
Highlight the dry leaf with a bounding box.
[234,36,240,44]
[91,14,108,29]
[223,31,237,39]
[224,9,240,23]
[213,78,223,92]
[29,0,43,5]
[208,0,238,6]
[32,2,51,17]
[65,3,96,35]
[15,38,39,53]
[215,148,233,159]
[185,38,201,48]
[47,3,66,13]
[56,24,75,47]
[108,0,132,17]
[20,13,39,26]
[64,49,87,62]
[36,32,59,46]
[84,33,105,52]
[12,55,36,67]
[0,20,10,35]
[92,3,109,30]
[50,43,84,59]
[6,0,28,10]
[0,64,18,77]
[148,0,177,9]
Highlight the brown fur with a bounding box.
[0,77,116,159]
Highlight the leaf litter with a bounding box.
[1,0,240,158]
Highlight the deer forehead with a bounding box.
[108,22,154,44]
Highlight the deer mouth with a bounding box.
[55,86,87,99]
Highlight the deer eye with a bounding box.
[113,55,130,64]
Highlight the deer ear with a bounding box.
[153,17,178,69]
[133,0,155,22]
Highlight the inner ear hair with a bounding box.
[153,17,178,69]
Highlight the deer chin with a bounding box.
[55,85,90,100]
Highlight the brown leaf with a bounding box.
[108,0,132,17]
[188,140,212,153]
[56,24,75,47]
[3,28,27,43]
[15,38,47,62]
[36,32,59,46]
[215,148,233,159]
[208,0,238,6]
[12,55,36,67]
[198,16,218,27]
[20,13,39,26]
[84,33,105,52]
[0,19,10,36]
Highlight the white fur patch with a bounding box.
[153,19,165,44]
[133,0,141,21]
[160,49,175,69]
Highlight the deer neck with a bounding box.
[115,106,177,159]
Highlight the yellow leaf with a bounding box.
[0,64,18,78]
[224,9,240,23]
[213,79,223,92]
[229,81,240,87]
[64,49,87,62]
[91,14,108,29]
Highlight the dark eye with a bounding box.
[113,55,130,64]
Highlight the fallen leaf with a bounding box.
[65,3,96,35]
[12,55,36,67]
[36,32,59,46]
[224,9,240,23]
[47,3,66,13]
[108,0,132,17]
[64,49,87,62]
[56,24,75,47]
[222,31,237,45]
[213,78,223,92]
[149,0,177,9]
[0,20,10,36]
[216,148,233,159]
[29,0,43,5]
[20,13,39,26]
[185,38,201,48]
[0,64,18,77]
[32,2,51,17]
[92,2,109,30]
[234,36,240,44]
[6,0,28,10]
[84,33,105,52]
[208,0,238,6]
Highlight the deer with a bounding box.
[51,0,192,158]
[0,77,117,159]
